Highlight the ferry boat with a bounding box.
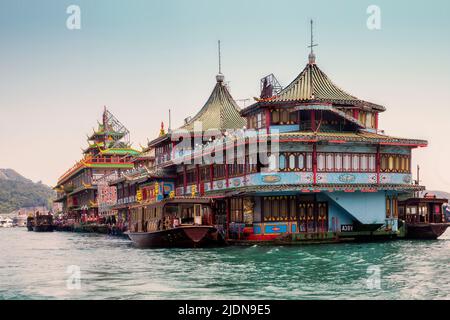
[399,194,450,239]
[126,197,225,248]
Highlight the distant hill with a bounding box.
[0,169,55,214]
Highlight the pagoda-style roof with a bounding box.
[99,148,140,156]
[275,131,428,147]
[242,61,385,115]
[179,75,246,132]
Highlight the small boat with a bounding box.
[31,212,54,232]
[26,216,35,231]
[0,216,14,228]
[126,197,225,248]
[399,194,450,239]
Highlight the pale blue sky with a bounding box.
[1,0,450,191]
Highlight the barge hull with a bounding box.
[406,223,450,239]
[127,226,224,248]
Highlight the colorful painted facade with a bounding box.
[132,52,426,243]
[55,50,427,244]
[54,108,139,222]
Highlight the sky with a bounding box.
[0,0,450,191]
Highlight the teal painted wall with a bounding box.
[323,192,387,224]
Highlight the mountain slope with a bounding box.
[0,169,55,213]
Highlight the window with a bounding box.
[289,112,297,123]
[279,154,286,170]
[289,154,296,170]
[272,110,280,123]
[306,153,313,171]
[380,154,411,173]
[231,198,243,222]
[268,154,277,171]
[386,197,391,218]
[298,154,305,170]
[263,196,296,221]
[326,154,334,171]
[317,153,325,171]
[335,154,342,171]
[368,154,376,171]
[343,154,351,171]
[352,154,360,171]
[281,110,289,123]
[360,154,368,171]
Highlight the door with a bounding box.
[194,204,202,225]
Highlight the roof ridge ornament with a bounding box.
[308,19,318,64]
[216,40,225,83]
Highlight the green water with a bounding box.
[0,228,449,299]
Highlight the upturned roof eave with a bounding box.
[240,98,385,116]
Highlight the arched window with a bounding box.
[352,154,360,171]
[326,154,334,171]
[343,154,351,171]
[335,154,342,171]
[317,153,325,171]
[298,154,304,170]
[289,154,296,170]
[388,156,394,171]
[281,110,289,123]
[272,110,280,123]
[268,154,277,171]
[360,155,368,171]
[279,154,286,170]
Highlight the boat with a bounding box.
[399,194,450,239]
[126,197,225,248]
[0,216,14,228]
[26,216,34,231]
[31,212,54,232]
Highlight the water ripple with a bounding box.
[0,228,449,299]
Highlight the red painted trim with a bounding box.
[196,164,200,195]
[226,198,230,240]
[183,165,187,194]
[265,108,271,134]
[311,110,316,131]
[243,155,247,186]
[375,113,379,129]
[209,164,213,190]
[225,164,229,188]
[376,145,380,184]
[353,109,359,120]
[312,143,317,184]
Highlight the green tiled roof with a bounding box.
[242,62,385,115]
[179,75,246,132]
[100,148,140,156]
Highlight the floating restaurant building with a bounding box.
[54,108,139,222]
[112,44,428,243]
[55,38,430,243]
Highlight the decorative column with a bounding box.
[265,108,271,134]
[209,164,214,190]
[225,164,229,188]
[226,198,230,240]
[376,144,381,184]
[311,110,316,131]
[196,164,201,196]
[312,143,317,184]
[183,165,187,195]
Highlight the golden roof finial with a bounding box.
[159,122,165,136]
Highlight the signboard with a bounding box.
[341,224,353,232]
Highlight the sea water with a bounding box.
[0,228,449,300]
